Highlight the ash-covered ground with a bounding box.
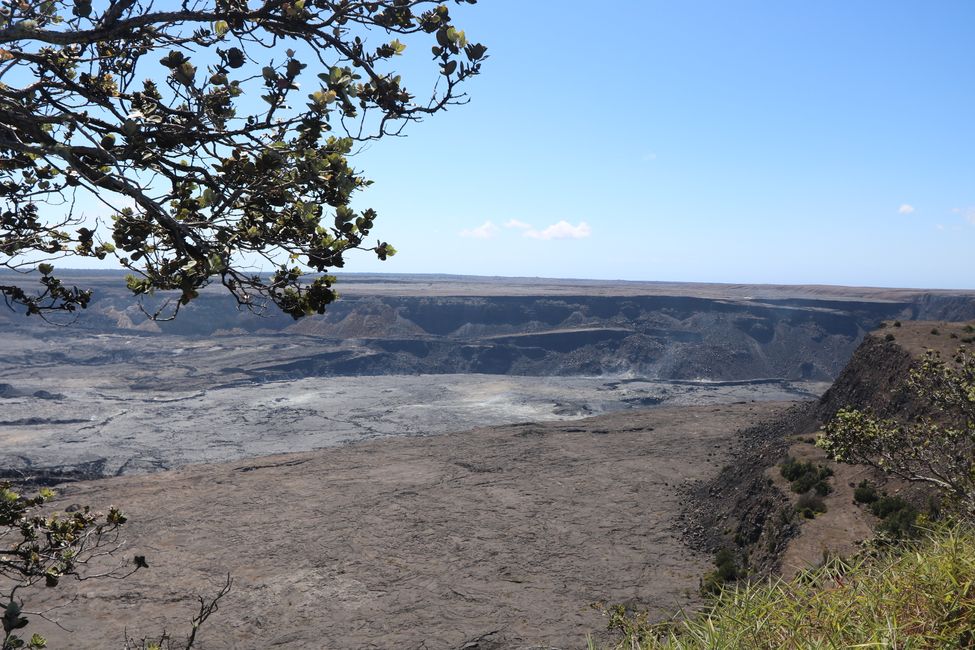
[0,329,826,476]
[8,271,974,480]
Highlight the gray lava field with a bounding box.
[2,272,974,481]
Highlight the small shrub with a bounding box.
[780,457,833,496]
[853,480,879,504]
[701,549,743,595]
[931,328,940,335]
[796,493,827,518]
[869,495,919,539]
[950,333,959,339]
[893,320,902,327]
[885,333,896,342]
[780,457,807,482]
[964,324,974,333]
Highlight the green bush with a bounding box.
[780,458,833,498]
[795,493,827,518]
[853,480,879,504]
[701,549,744,595]
[869,495,919,538]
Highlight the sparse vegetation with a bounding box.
[595,526,975,649]
[780,457,833,497]
[852,481,924,538]
[794,492,827,519]
[0,483,133,649]
[884,332,896,341]
[893,320,902,327]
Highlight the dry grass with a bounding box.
[595,525,975,649]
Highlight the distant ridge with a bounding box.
[5,268,975,301]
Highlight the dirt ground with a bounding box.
[25,401,792,649]
[876,319,975,357]
[771,437,880,579]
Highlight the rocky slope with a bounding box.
[685,320,975,574]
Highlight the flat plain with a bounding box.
[28,401,792,649]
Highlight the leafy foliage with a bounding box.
[0,482,134,649]
[0,0,486,319]
[820,348,975,519]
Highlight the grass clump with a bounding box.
[595,526,975,649]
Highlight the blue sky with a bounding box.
[339,0,974,289]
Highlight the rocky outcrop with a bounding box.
[812,334,915,422]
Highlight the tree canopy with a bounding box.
[0,0,486,319]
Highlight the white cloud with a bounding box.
[459,221,499,239]
[524,220,592,240]
[898,204,915,215]
[504,219,532,230]
[953,207,975,224]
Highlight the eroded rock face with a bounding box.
[9,273,974,383]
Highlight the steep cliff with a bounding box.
[8,272,975,383]
[684,320,975,572]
